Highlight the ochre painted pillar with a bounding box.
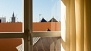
[65,0,76,51]
[65,0,70,51]
[75,0,84,51]
[69,0,76,51]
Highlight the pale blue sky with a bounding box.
[0,0,23,22]
[33,0,61,22]
[0,0,61,22]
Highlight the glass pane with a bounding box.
[32,0,61,32]
[0,0,24,32]
[33,37,61,51]
[0,38,24,51]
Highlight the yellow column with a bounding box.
[84,0,91,51]
[66,0,76,51]
[75,0,84,51]
[65,0,70,51]
[65,0,76,51]
[69,0,76,51]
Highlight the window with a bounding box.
[0,0,24,32]
[32,0,62,51]
[32,0,61,32]
[0,0,67,51]
[0,0,24,51]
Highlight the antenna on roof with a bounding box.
[39,14,42,22]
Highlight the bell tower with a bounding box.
[11,12,16,22]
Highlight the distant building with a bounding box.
[11,12,16,22]
[0,17,6,23]
[40,17,58,22]
[40,18,47,22]
[49,17,58,22]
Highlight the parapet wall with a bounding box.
[33,22,61,31]
[0,22,22,32]
[0,22,61,32]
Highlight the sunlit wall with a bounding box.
[61,0,66,51]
